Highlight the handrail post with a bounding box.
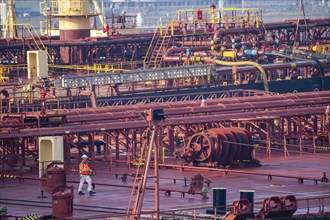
[306,199,310,214]
[159,19,163,36]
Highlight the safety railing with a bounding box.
[152,35,169,68]
[143,27,159,68]
[169,7,263,35]
[0,24,54,64]
[0,66,8,83]
[50,61,143,74]
[106,15,138,30]
[143,10,180,69]
[0,64,28,82]
[40,0,99,17]
[53,195,329,219]
[173,7,262,24]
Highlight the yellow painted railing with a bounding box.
[0,24,54,64]
[173,7,262,26]
[143,27,159,68]
[0,67,9,82]
[49,61,144,73]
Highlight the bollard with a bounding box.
[206,187,227,214]
[214,188,227,212]
[52,185,74,218]
[240,190,254,217]
[46,165,66,192]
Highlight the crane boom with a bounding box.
[92,0,105,27]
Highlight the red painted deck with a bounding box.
[0,148,329,219]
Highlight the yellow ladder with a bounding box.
[22,23,54,65]
[2,24,54,65]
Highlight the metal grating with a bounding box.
[54,65,214,88]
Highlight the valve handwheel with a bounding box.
[186,133,214,163]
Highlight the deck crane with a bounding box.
[294,0,308,46]
[92,0,106,28]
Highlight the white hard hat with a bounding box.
[81,154,88,159]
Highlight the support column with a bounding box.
[154,124,160,220]
[88,132,95,167]
[266,120,271,159]
[90,85,97,108]
[1,140,7,183]
[126,131,131,170]
[22,138,27,166]
[63,135,71,170]
[105,133,112,171]
[299,135,303,156]
[77,134,82,165]
[132,130,137,161]
[115,131,120,160]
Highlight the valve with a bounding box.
[321,172,328,183]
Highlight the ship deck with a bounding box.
[0,148,329,219]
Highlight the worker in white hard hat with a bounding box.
[78,154,96,196]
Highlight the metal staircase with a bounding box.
[148,35,171,68]
[1,23,54,64]
[23,24,54,64]
[144,27,172,69]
